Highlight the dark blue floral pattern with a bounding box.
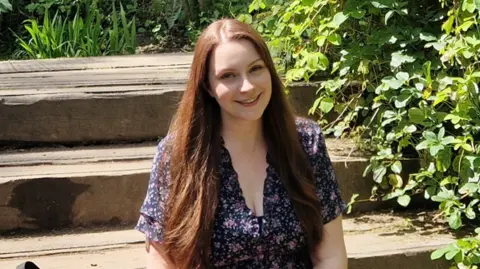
[136,118,346,268]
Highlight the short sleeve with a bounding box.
[135,138,171,241]
[298,119,347,224]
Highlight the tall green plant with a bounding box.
[242,0,480,267]
[0,0,12,14]
[16,2,137,58]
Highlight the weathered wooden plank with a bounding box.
[0,53,194,74]
[0,67,190,90]
[0,84,185,97]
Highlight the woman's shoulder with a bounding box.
[294,117,325,157]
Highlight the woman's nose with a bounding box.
[239,77,255,93]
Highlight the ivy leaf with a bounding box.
[442,16,455,34]
[430,144,444,156]
[396,72,409,82]
[391,161,402,174]
[319,97,334,113]
[405,124,417,133]
[419,32,437,41]
[436,148,452,172]
[409,108,425,123]
[462,0,476,13]
[382,76,403,89]
[388,174,403,188]
[416,140,430,150]
[318,53,329,70]
[309,98,321,115]
[391,51,416,69]
[373,166,387,183]
[448,211,462,230]
[465,207,476,219]
[332,12,348,27]
[301,0,315,6]
[385,10,395,25]
[395,93,411,108]
[441,136,456,145]
[249,0,266,12]
[459,183,479,195]
[431,247,451,260]
[350,9,366,19]
[397,195,411,207]
[371,0,393,8]
[327,34,342,45]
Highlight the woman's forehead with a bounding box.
[209,40,262,71]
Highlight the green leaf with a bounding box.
[476,0,480,10]
[371,0,392,8]
[310,98,321,115]
[416,140,429,150]
[249,0,266,12]
[382,76,404,89]
[327,34,342,45]
[350,10,366,19]
[0,0,12,12]
[388,174,403,188]
[465,207,476,219]
[319,97,334,113]
[441,136,456,145]
[391,161,402,174]
[373,166,387,183]
[396,72,409,81]
[385,10,394,25]
[459,183,479,195]
[395,93,411,108]
[419,32,437,41]
[436,148,452,172]
[301,0,315,6]
[409,108,425,123]
[442,16,455,34]
[405,125,417,133]
[391,51,416,69]
[462,0,476,12]
[332,12,348,27]
[397,195,411,207]
[318,53,329,70]
[430,144,444,156]
[431,247,451,260]
[448,211,462,229]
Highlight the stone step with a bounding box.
[1,141,402,232]
[0,212,453,269]
[0,54,318,145]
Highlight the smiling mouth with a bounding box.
[236,93,261,105]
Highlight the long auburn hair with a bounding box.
[162,19,324,268]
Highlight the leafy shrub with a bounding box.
[241,0,480,267]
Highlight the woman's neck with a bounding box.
[221,117,265,154]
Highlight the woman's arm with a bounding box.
[311,215,348,269]
[146,239,174,269]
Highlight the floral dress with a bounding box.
[135,118,346,268]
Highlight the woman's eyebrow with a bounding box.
[249,58,263,66]
[216,58,264,75]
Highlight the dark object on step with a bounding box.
[16,261,40,269]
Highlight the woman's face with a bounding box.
[207,39,272,124]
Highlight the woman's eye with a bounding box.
[250,65,263,72]
[220,73,234,80]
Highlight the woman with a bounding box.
[136,18,348,269]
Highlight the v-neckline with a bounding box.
[220,138,271,219]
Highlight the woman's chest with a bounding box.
[210,166,307,266]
